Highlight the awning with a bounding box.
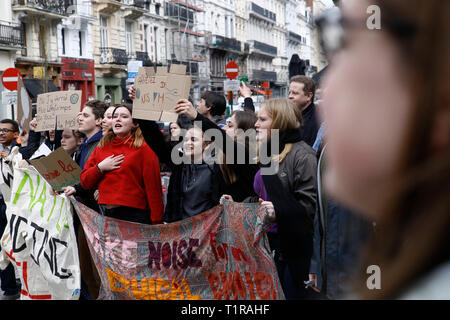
[23,79,59,102]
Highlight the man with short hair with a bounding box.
[289,75,320,147]
[0,119,20,300]
[196,91,227,127]
[75,100,107,169]
[73,100,106,300]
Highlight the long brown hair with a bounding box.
[98,103,144,149]
[355,0,450,299]
[219,110,257,185]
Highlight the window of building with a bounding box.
[126,21,133,57]
[100,16,108,48]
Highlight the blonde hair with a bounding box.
[257,98,302,163]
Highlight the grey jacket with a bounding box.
[277,140,318,220]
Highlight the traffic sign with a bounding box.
[223,79,240,92]
[225,61,239,80]
[2,68,23,91]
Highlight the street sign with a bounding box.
[2,91,17,105]
[223,79,240,92]
[225,61,239,80]
[127,60,143,82]
[2,68,23,91]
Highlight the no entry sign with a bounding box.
[225,61,239,80]
[2,68,23,91]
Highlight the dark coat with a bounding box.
[249,129,317,298]
[301,102,320,148]
[137,119,224,223]
[310,145,373,299]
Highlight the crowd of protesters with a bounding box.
[1,73,369,300]
[2,0,450,301]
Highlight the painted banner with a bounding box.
[72,199,284,300]
[0,164,80,300]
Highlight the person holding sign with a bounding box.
[80,104,163,225]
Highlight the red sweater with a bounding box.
[81,136,163,224]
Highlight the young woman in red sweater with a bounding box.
[80,103,163,225]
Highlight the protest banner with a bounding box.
[0,164,80,300]
[29,147,82,192]
[132,64,191,122]
[35,90,82,132]
[72,198,284,300]
[16,77,32,131]
[0,146,21,203]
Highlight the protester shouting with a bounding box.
[80,103,163,225]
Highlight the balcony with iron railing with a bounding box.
[211,35,242,53]
[135,51,152,66]
[164,1,194,22]
[100,47,129,65]
[249,40,277,57]
[0,22,25,49]
[13,0,74,17]
[250,2,276,23]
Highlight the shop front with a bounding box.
[61,58,95,107]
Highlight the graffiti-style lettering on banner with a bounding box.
[72,199,284,300]
[0,165,80,300]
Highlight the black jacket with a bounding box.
[260,129,317,295]
[193,113,259,202]
[138,119,224,223]
[301,102,320,147]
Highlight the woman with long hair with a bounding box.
[174,101,259,203]
[318,0,450,299]
[80,104,163,225]
[252,98,317,300]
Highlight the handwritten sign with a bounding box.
[29,147,82,191]
[133,64,191,122]
[35,90,82,132]
[0,164,80,300]
[72,199,285,300]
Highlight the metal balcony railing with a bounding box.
[211,35,242,53]
[135,51,153,66]
[100,47,129,65]
[250,2,276,22]
[252,40,277,56]
[165,2,194,22]
[0,22,25,47]
[13,0,74,16]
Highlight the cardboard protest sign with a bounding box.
[35,90,81,132]
[72,199,284,300]
[0,164,80,300]
[16,77,32,131]
[29,147,82,191]
[133,64,191,122]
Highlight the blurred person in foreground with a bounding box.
[320,0,450,299]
